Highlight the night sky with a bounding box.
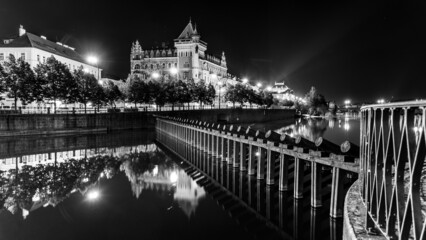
[1,0,426,104]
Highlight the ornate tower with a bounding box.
[221,51,227,68]
[174,19,206,81]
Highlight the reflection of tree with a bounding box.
[0,155,121,217]
[293,118,328,141]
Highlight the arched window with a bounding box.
[135,64,141,70]
[168,63,171,68]
[162,63,165,69]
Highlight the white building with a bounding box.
[0,25,102,109]
[0,25,101,78]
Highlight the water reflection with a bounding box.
[0,138,206,221]
[273,113,360,144]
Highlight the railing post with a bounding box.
[248,139,255,175]
[330,167,344,218]
[266,146,277,185]
[240,142,248,171]
[279,152,289,191]
[227,136,233,165]
[311,161,322,207]
[232,137,239,168]
[257,146,266,180]
[294,157,305,199]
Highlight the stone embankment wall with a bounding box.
[0,109,294,135]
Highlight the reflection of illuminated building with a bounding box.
[0,144,158,171]
[124,163,206,218]
[173,170,206,218]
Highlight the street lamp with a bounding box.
[257,82,262,88]
[169,67,178,75]
[152,72,160,79]
[242,78,248,84]
[377,99,385,104]
[266,85,272,91]
[87,56,100,80]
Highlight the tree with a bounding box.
[149,81,167,110]
[104,81,123,108]
[175,80,192,109]
[73,68,100,113]
[205,84,216,106]
[0,63,6,100]
[246,88,262,107]
[3,55,37,110]
[34,56,77,112]
[305,86,328,116]
[224,84,246,107]
[261,91,274,108]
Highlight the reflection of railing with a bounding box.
[156,116,359,218]
[360,100,426,239]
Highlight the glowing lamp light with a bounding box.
[211,73,218,79]
[218,81,223,86]
[32,194,40,202]
[255,152,260,156]
[87,190,100,200]
[170,171,178,183]
[87,56,98,65]
[152,165,159,176]
[83,68,89,73]
[256,82,262,88]
[98,79,104,85]
[242,78,248,84]
[266,86,272,91]
[344,100,351,105]
[82,177,89,183]
[152,72,160,79]
[169,67,178,75]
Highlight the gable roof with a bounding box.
[177,21,196,39]
[0,32,87,64]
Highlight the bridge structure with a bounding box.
[155,116,360,218]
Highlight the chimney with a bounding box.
[19,25,26,37]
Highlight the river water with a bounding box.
[0,115,360,240]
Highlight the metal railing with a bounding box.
[360,100,426,239]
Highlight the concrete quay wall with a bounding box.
[0,109,295,135]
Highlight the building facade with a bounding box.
[130,20,237,86]
[0,25,102,109]
[0,25,101,78]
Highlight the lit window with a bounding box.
[21,53,25,61]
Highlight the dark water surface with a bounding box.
[0,131,254,240]
[0,115,360,240]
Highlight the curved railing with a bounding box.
[360,100,426,239]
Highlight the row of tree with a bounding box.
[224,83,274,107]
[125,76,216,110]
[0,55,122,112]
[0,55,275,112]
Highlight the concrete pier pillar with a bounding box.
[266,148,277,185]
[257,146,266,180]
[232,138,239,168]
[294,157,305,199]
[227,137,233,164]
[330,167,344,218]
[279,153,289,191]
[311,161,322,207]
[240,142,248,171]
[248,142,256,175]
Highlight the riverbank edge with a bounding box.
[343,180,386,240]
[0,109,295,136]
